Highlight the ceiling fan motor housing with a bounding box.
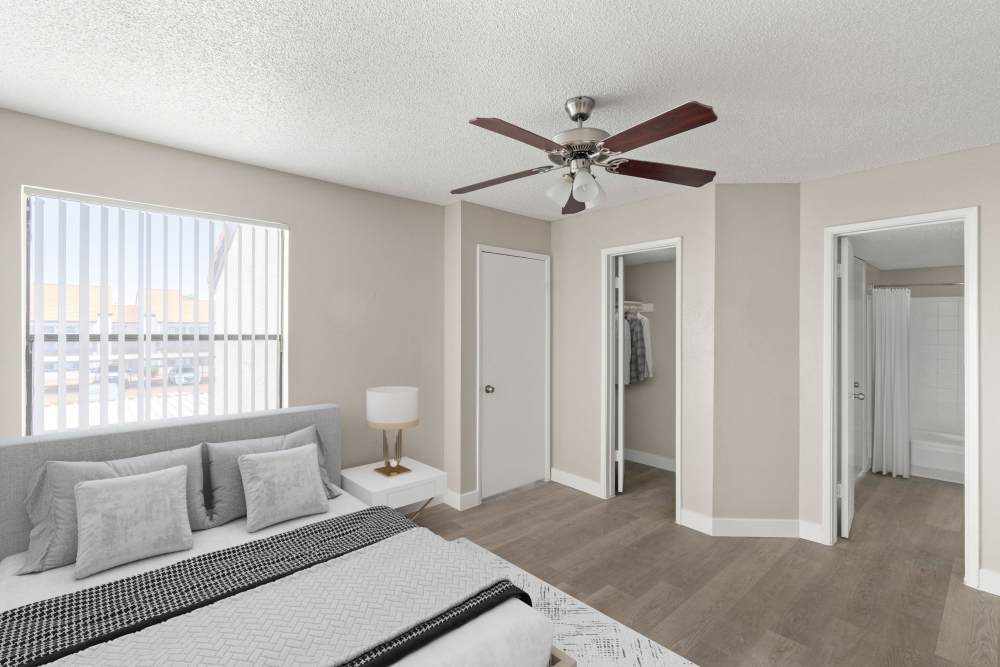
[549,126,610,165]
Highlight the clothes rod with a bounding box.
[873,282,965,288]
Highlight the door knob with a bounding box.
[853,392,865,401]
[484,385,495,394]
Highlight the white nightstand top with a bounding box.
[340,457,447,509]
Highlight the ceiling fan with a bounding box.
[451,96,718,215]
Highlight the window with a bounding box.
[25,189,286,434]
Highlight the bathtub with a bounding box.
[910,429,964,484]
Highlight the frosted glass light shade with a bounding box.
[366,386,419,429]
[585,179,606,209]
[572,168,599,202]
[545,175,573,206]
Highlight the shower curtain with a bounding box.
[871,288,911,477]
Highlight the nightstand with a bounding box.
[340,457,447,520]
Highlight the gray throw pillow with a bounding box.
[238,444,329,533]
[205,424,340,527]
[74,465,193,579]
[18,443,211,575]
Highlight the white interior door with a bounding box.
[838,237,866,538]
[479,250,548,499]
[615,256,625,494]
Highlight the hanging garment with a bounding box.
[622,314,632,385]
[872,288,911,478]
[629,314,647,384]
[637,313,654,379]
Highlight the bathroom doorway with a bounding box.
[824,208,979,588]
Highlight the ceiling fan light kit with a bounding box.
[545,174,573,206]
[451,96,717,215]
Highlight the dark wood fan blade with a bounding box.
[562,194,585,215]
[450,166,553,194]
[470,118,566,153]
[607,159,715,187]
[601,102,717,154]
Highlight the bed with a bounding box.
[0,405,553,666]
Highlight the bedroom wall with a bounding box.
[622,260,676,465]
[0,109,446,470]
[442,201,550,498]
[550,186,717,515]
[799,143,1000,576]
[713,184,800,522]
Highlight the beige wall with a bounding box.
[442,204,463,492]
[550,187,716,514]
[0,110,445,469]
[623,260,676,461]
[875,265,964,298]
[442,201,550,494]
[713,185,801,520]
[799,143,1000,572]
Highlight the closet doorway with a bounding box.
[823,208,980,588]
[601,239,681,514]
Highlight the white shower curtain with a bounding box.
[872,288,911,477]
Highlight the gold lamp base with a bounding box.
[375,429,411,476]
[375,463,411,477]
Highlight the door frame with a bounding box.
[821,207,979,588]
[600,237,683,516]
[476,244,552,498]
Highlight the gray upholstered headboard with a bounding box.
[0,404,341,560]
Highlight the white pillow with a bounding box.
[238,444,329,533]
[74,466,194,579]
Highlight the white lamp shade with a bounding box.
[366,386,419,429]
[585,178,606,209]
[545,175,573,206]
[572,168,599,202]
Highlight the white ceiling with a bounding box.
[1,2,999,221]
[850,221,964,270]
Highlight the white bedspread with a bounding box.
[0,493,551,666]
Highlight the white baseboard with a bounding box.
[977,568,1000,597]
[798,520,831,544]
[443,489,481,511]
[679,509,831,542]
[624,449,676,472]
[678,508,713,536]
[713,517,801,538]
[550,468,608,499]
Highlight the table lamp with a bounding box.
[366,386,419,476]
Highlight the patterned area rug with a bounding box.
[455,538,695,666]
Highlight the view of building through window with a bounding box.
[25,191,285,433]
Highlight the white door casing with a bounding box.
[615,256,625,494]
[478,247,549,499]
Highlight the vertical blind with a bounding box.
[25,191,286,434]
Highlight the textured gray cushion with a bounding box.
[73,466,194,579]
[238,444,329,533]
[206,425,339,526]
[18,444,211,574]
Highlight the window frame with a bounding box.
[21,185,289,436]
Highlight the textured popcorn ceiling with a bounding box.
[1,1,999,221]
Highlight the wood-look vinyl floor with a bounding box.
[419,462,1000,666]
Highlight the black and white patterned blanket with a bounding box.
[0,506,529,666]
